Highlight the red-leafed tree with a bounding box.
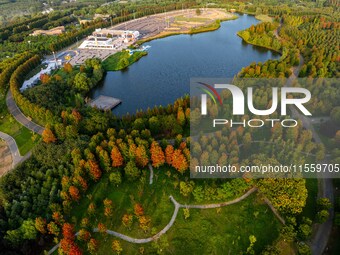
[111,146,123,167]
[62,223,75,240]
[150,141,165,168]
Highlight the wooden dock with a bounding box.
[88,95,121,111]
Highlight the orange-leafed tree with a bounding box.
[172,149,188,174]
[122,214,133,229]
[135,145,149,168]
[150,141,165,168]
[111,146,124,167]
[40,73,50,84]
[52,211,64,225]
[69,186,80,201]
[42,127,57,143]
[64,63,73,73]
[88,160,102,181]
[35,217,47,234]
[62,223,75,240]
[165,145,174,165]
[134,203,144,217]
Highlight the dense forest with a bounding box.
[0,0,339,254]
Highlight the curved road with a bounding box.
[274,22,334,255]
[6,91,44,135]
[0,131,24,168]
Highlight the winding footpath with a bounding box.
[48,187,259,254]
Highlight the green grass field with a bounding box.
[255,15,274,23]
[102,51,147,71]
[68,167,281,254]
[0,94,39,155]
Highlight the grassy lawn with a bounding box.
[255,15,274,23]
[102,51,147,71]
[0,94,39,155]
[69,166,281,254]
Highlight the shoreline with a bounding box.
[136,15,238,45]
[236,31,282,55]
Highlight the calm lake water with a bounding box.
[91,14,280,115]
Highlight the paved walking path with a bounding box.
[6,91,44,135]
[148,163,154,184]
[0,131,24,168]
[48,187,258,254]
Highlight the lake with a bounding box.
[91,14,280,115]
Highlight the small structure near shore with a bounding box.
[88,95,121,111]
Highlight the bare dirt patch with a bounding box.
[0,141,12,176]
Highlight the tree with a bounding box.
[64,63,73,73]
[246,235,256,254]
[40,73,50,84]
[177,107,186,126]
[35,217,47,234]
[135,145,149,168]
[172,149,188,174]
[69,186,80,201]
[88,160,102,181]
[150,141,165,168]
[111,146,124,167]
[74,72,91,93]
[112,240,123,255]
[21,219,37,240]
[87,238,99,254]
[139,215,151,233]
[47,221,60,236]
[134,203,144,217]
[124,161,140,181]
[109,171,122,186]
[180,181,195,197]
[78,229,91,242]
[196,8,201,16]
[42,127,57,143]
[122,214,133,229]
[183,208,190,220]
[317,209,329,223]
[62,223,75,240]
[165,145,174,165]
